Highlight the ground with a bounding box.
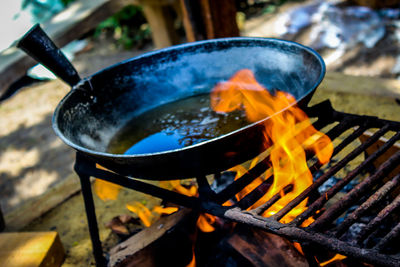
[0,37,150,214]
[1,0,400,266]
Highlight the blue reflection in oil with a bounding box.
[124,131,184,155]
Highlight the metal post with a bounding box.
[75,153,107,267]
[0,205,5,232]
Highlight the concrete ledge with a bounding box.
[4,173,81,231]
[321,72,400,99]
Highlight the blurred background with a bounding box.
[0,0,399,265]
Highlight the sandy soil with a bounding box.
[0,37,151,214]
[0,80,72,213]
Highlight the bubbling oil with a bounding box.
[107,94,249,155]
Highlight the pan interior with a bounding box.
[107,93,250,155]
[54,38,324,155]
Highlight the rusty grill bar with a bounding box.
[75,100,400,267]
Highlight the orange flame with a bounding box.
[162,180,198,197]
[161,180,216,232]
[196,213,216,232]
[94,179,122,201]
[211,69,333,224]
[126,202,154,227]
[126,201,179,227]
[153,206,179,214]
[318,254,347,266]
[93,164,122,201]
[187,250,196,267]
[293,242,304,255]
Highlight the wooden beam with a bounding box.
[0,0,133,94]
[180,0,205,41]
[203,0,239,39]
[0,232,65,267]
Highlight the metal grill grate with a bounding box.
[76,100,400,266]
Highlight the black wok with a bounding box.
[17,25,325,180]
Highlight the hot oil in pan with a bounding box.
[107,94,249,154]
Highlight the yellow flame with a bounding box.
[161,180,217,232]
[93,164,122,201]
[187,244,196,267]
[93,179,122,201]
[197,213,216,232]
[153,206,179,215]
[319,254,347,266]
[211,69,333,224]
[293,242,304,255]
[126,202,179,227]
[126,202,154,227]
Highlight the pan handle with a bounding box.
[17,24,81,87]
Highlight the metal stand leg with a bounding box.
[75,153,107,267]
[0,205,5,232]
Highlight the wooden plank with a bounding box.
[0,232,65,267]
[359,131,400,178]
[0,0,133,93]
[353,0,400,9]
[180,0,239,41]
[321,72,400,99]
[141,2,179,48]
[4,173,81,231]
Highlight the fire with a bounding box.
[93,166,179,227]
[196,213,216,232]
[187,249,196,267]
[94,164,122,201]
[161,180,198,197]
[293,242,304,255]
[211,69,333,224]
[94,178,122,201]
[160,180,216,232]
[126,202,154,227]
[92,69,336,266]
[318,254,347,266]
[93,168,214,232]
[126,201,178,227]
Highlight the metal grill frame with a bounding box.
[75,100,400,267]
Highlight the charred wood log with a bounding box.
[227,225,309,267]
[108,208,197,267]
